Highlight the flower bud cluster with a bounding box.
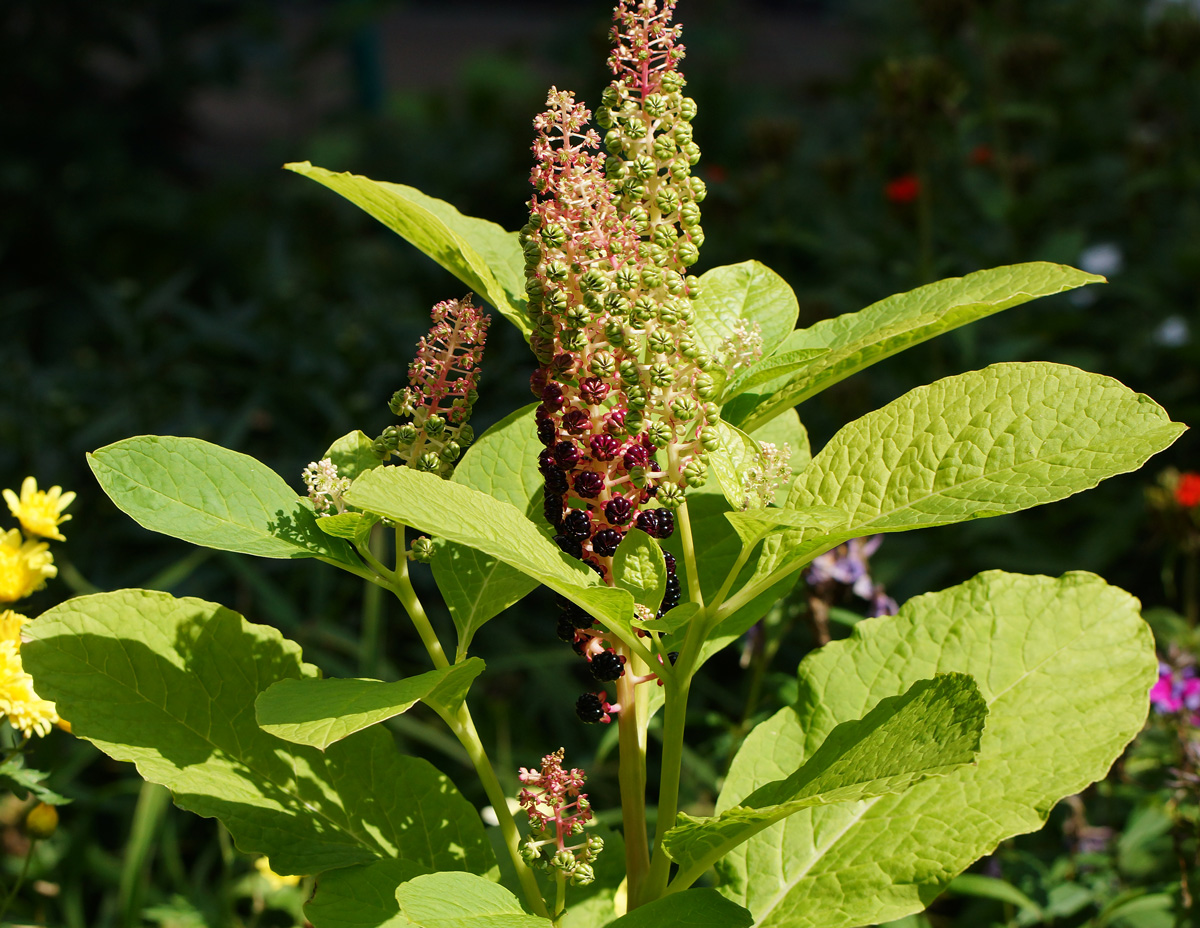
[373,296,488,478]
[517,748,603,884]
[302,458,352,515]
[523,1,710,588]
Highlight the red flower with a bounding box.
[969,144,993,166]
[885,174,921,204]
[1177,472,1200,508]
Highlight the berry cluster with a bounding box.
[517,748,603,885]
[372,296,489,477]
[568,551,682,724]
[523,0,716,584]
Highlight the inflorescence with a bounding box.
[373,295,489,477]
[518,748,603,884]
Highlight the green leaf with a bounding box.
[23,590,494,878]
[748,409,811,507]
[346,467,633,633]
[749,362,1185,593]
[307,859,430,928]
[664,674,985,887]
[723,348,828,402]
[88,436,356,565]
[0,754,70,805]
[315,512,368,539]
[945,874,1043,918]
[723,262,1105,432]
[324,430,384,481]
[604,889,754,928]
[689,261,799,359]
[716,571,1157,928]
[393,872,549,927]
[707,421,761,511]
[723,506,847,550]
[633,602,699,637]
[256,659,486,750]
[285,162,529,336]
[612,528,667,611]
[434,403,544,654]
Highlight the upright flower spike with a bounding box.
[523,0,711,591]
[517,748,603,885]
[374,296,489,478]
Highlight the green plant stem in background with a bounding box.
[615,645,650,905]
[0,839,36,925]
[642,675,691,905]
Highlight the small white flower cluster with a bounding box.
[719,320,764,374]
[302,459,351,515]
[740,441,792,511]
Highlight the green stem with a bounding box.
[640,674,690,904]
[554,873,567,920]
[615,644,651,907]
[0,836,36,923]
[676,499,705,609]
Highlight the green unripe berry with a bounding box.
[604,320,626,346]
[603,291,630,315]
[601,85,619,107]
[694,371,717,399]
[615,266,639,291]
[625,408,644,433]
[626,384,648,409]
[652,135,676,161]
[673,122,693,145]
[649,363,673,388]
[644,93,668,117]
[525,277,544,298]
[655,188,680,214]
[544,288,568,313]
[417,452,442,473]
[542,224,567,248]
[631,297,656,324]
[632,155,656,179]
[571,864,595,886]
[625,118,647,140]
[619,359,642,385]
[440,441,462,462]
[672,396,699,420]
[661,72,683,93]
[596,106,614,129]
[458,424,475,446]
[689,176,708,202]
[653,224,676,249]
[605,129,625,154]
[679,97,698,120]
[657,483,685,509]
[640,267,663,289]
[646,421,673,448]
[589,352,616,378]
[676,241,700,266]
[580,269,607,293]
[561,328,586,351]
[701,402,720,420]
[683,458,708,488]
[700,425,722,452]
[680,202,702,227]
[424,414,446,435]
[545,260,569,283]
[647,330,674,354]
[664,270,686,294]
[669,157,691,181]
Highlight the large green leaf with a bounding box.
[433,404,544,656]
[393,872,548,927]
[612,528,668,612]
[307,859,429,928]
[723,262,1103,432]
[605,889,754,928]
[285,162,530,336]
[346,467,632,632]
[745,362,1185,597]
[663,674,985,888]
[88,435,356,565]
[716,571,1157,928]
[23,590,494,878]
[256,659,485,750]
[689,261,799,360]
[324,429,384,482]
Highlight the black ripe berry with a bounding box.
[563,508,592,538]
[562,602,594,629]
[667,651,679,665]
[557,618,577,643]
[590,650,625,681]
[576,693,605,724]
[555,534,584,559]
[663,551,677,575]
[659,574,682,613]
[592,528,622,557]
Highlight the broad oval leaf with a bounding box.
[746,362,1185,597]
[612,528,668,612]
[307,859,430,928]
[663,674,985,889]
[716,570,1157,928]
[256,659,486,750]
[605,889,754,928]
[346,466,633,633]
[23,590,494,878]
[285,162,529,336]
[88,435,356,564]
[394,872,548,928]
[723,262,1104,432]
[689,261,799,360]
[324,430,384,482]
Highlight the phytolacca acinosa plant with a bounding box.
[522,0,752,711]
[517,748,604,899]
[372,295,488,477]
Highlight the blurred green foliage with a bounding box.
[1,0,1198,923]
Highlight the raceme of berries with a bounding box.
[517,748,603,885]
[521,0,710,588]
[373,296,489,477]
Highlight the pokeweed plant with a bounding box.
[21,2,1188,927]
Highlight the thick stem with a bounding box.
[676,498,705,610]
[615,644,651,907]
[640,674,690,904]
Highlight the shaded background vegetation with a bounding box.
[2,0,1198,924]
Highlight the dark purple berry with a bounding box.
[552,353,576,375]
[575,471,605,499]
[623,444,650,470]
[605,408,626,433]
[530,368,550,398]
[590,650,625,682]
[537,417,556,447]
[555,534,583,559]
[557,618,577,643]
[667,651,679,665]
[592,528,622,557]
[576,693,605,724]
[580,377,610,405]
[591,434,620,461]
[538,449,557,476]
[660,574,681,612]
[636,509,660,536]
[562,602,594,629]
[544,468,568,494]
[654,509,675,539]
[541,382,566,410]
[563,509,592,539]
[663,551,677,575]
[543,495,564,527]
[605,496,633,525]
[563,410,590,434]
[554,440,581,469]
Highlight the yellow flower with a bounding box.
[0,529,55,602]
[254,856,302,889]
[0,639,59,739]
[3,477,75,541]
[0,609,28,643]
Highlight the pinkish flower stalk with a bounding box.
[373,295,489,477]
[523,0,712,591]
[517,748,603,885]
